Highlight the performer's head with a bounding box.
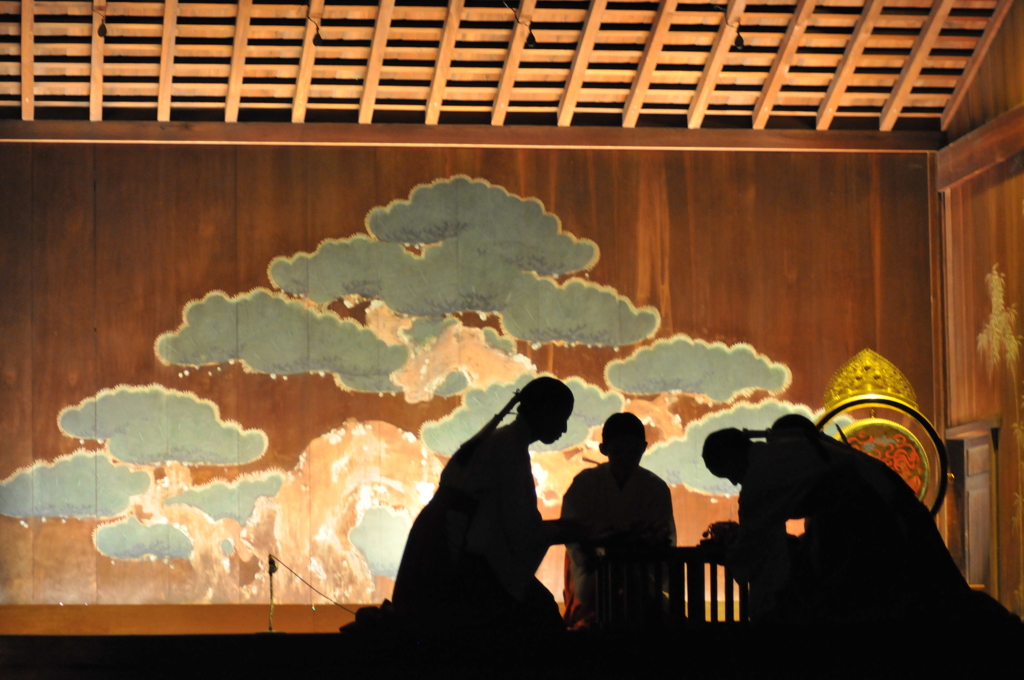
[771,414,817,434]
[702,428,753,486]
[517,377,574,445]
[600,412,647,473]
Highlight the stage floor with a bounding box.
[1,623,1020,680]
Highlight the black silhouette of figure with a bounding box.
[392,376,581,635]
[702,415,1017,625]
[561,412,675,629]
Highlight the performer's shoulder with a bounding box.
[567,463,608,489]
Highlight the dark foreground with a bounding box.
[0,622,1020,680]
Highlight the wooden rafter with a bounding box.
[941,0,1015,131]
[492,0,538,127]
[425,0,465,125]
[20,0,33,121]
[359,0,396,125]
[751,0,815,130]
[292,0,326,124]
[89,0,107,122]
[0,1,1008,130]
[225,0,253,123]
[622,0,675,129]
[687,0,746,130]
[557,0,608,128]
[156,0,179,123]
[879,0,956,131]
[816,0,884,131]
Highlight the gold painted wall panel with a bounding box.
[0,144,935,608]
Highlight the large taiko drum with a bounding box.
[815,349,948,515]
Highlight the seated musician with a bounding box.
[560,412,676,629]
[392,377,583,636]
[702,415,1017,625]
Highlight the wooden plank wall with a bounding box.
[0,143,935,608]
[947,160,1024,610]
[945,0,1024,142]
[942,0,1024,615]
[945,153,1024,614]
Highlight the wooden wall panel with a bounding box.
[0,145,34,604]
[93,145,170,605]
[944,153,1024,612]
[947,0,1024,143]
[30,145,98,605]
[0,143,937,611]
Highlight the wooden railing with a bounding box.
[595,545,748,629]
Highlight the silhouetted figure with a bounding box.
[702,415,1018,625]
[392,377,580,636]
[561,413,675,629]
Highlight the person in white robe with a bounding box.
[392,376,582,635]
[560,412,676,629]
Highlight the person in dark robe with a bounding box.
[392,376,582,636]
[702,415,1017,625]
[561,412,676,629]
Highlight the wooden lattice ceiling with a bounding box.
[0,0,1013,129]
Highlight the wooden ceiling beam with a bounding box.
[359,0,396,124]
[492,0,538,126]
[425,0,465,125]
[751,0,814,130]
[557,0,608,127]
[687,0,746,130]
[20,0,33,121]
[156,0,178,122]
[225,0,252,123]
[292,0,326,123]
[816,0,883,131]
[937,102,1024,190]
[0,120,945,152]
[879,0,955,131]
[622,0,675,128]
[89,0,106,121]
[940,0,1015,131]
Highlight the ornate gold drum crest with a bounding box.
[816,349,948,514]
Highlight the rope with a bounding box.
[269,554,359,616]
